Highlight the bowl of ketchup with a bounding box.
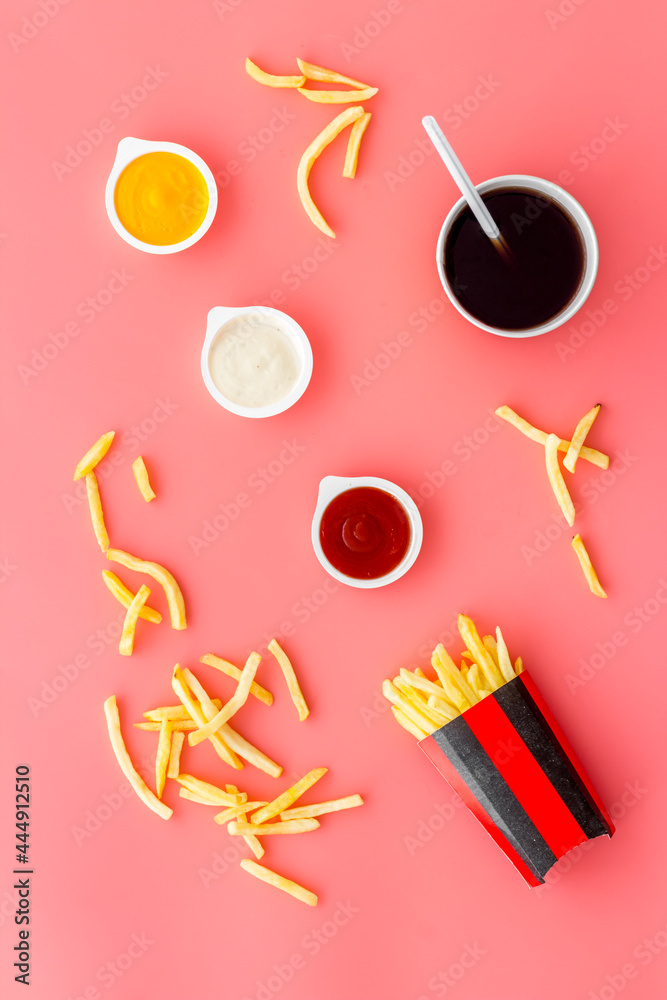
[312,476,423,588]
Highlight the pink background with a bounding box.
[3,1,667,998]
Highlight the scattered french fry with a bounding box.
[103,696,172,820]
[564,404,601,473]
[179,788,222,806]
[251,768,327,826]
[228,783,264,859]
[155,720,171,798]
[545,433,576,527]
[118,584,151,656]
[102,570,162,624]
[171,667,243,769]
[132,456,156,501]
[280,794,364,821]
[572,534,607,598]
[144,701,222,722]
[135,719,197,732]
[200,653,273,705]
[245,57,305,88]
[167,731,184,780]
[297,106,365,238]
[228,818,319,836]
[297,86,377,103]
[175,774,244,807]
[86,472,110,551]
[495,405,609,469]
[189,652,261,747]
[107,548,186,630]
[74,431,115,480]
[268,639,309,721]
[240,859,317,906]
[296,58,370,88]
[213,802,268,824]
[343,112,371,178]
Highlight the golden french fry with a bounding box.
[297,106,365,238]
[268,639,309,721]
[132,456,156,501]
[395,679,451,727]
[382,679,436,733]
[182,668,281,777]
[155,720,171,798]
[495,405,609,469]
[457,615,504,690]
[103,696,172,820]
[227,783,264,859]
[426,694,459,722]
[213,802,268,824]
[86,472,110,551]
[167,730,184,780]
[245,57,306,88]
[296,58,371,88]
[297,86,378,103]
[228,818,319,836]
[563,404,601,473]
[280,794,363,821]
[250,768,327,826]
[171,667,243,769]
[118,584,151,656]
[240,859,317,906]
[179,788,222,805]
[468,661,491,697]
[107,548,186,630]
[74,431,115,480]
[144,700,222,721]
[545,433,576,527]
[200,653,273,705]
[189,652,261,747]
[175,774,244,806]
[432,644,478,706]
[572,534,607,598]
[391,706,428,739]
[135,719,197,732]
[102,571,162,624]
[495,627,516,683]
[342,106,370,173]
[514,657,524,674]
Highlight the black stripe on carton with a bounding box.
[493,678,610,839]
[431,715,558,881]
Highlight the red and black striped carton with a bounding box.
[419,671,614,886]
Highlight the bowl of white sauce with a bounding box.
[201,306,313,418]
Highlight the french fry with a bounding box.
[514,657,524,674]
[245,57,305,88]
[102,571,162,624]
[545,433,576,527]
[118,584,151,656]
[132,456,156,501]
[457,615,505,690]
[297,106,365,238]
[107,548,186,630]
[188,652,261,747]
[395,679,452,727]
[296,58,371,89]
[495,405,609,469]
[572,534,607,598]
[167,731,184,779]
[240,859,317,906]
[135,719,197,732]
[103,696,172,820]
[280,794,363,821]
[495,627,516,684]
[342,112,371,178]
[399,668,458,709]
[74,431,115,480]
[382,679,436,733]
[182,668,282,777]
[213,802,268,824]
[251,768,327,826]
[432,644,479,706]
[144,701,222,722]
[468,661,491,697]
[391,706,429,739]
[200,653,273,705]
[227,783,264,859]
[175,774,244,806]
[297,86,378,103]
[179,788,222,805]
[228,819,319,836]
[268,639,309,721]
[155,720,171,798]
[171,667,243,769]
[86,472,110,551]
[563,404,601,473]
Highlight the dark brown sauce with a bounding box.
[443,188,585,330]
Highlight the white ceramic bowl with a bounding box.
[105,136,218,254]
[436,174,598,338]
[201,305,313,418]
[311,476,423,589]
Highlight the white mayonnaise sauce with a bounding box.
[208,313,301,407]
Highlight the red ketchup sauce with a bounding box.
[319,487,411,580]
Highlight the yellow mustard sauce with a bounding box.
[114,151,209,246]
